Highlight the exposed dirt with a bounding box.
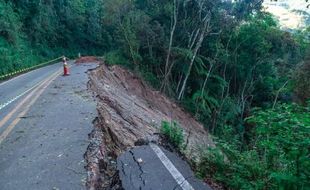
[84,63,214,189]
[75,56,100,64]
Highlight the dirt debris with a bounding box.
[85,63,214,190]
[84,117,122,190]
[75,56,100,64]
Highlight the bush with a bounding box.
[198,103,310,190]
[161,121,184,149]
[293,56,310,104]
[105,50,131,67]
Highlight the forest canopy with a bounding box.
[0,0,309,189]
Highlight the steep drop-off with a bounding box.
[84,62,214,189]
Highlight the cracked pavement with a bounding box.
[117,145,211,190]
[1,61,211,190]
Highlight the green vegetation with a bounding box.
[198,103,310,189]
[1,0,309,189]
[161,121,184,149]
[0,0,108,76]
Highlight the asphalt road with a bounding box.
[0,62,98,190]
[0,62,211,190]
[118,144,211,190]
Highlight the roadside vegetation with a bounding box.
[1,0,309,189]
[0,0,108,76]
[198,103,310,189]
[161,121,184,150]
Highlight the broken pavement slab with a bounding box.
[117,144,211,190]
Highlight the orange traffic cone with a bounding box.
[64,65,70,76]
[63,57,70,76]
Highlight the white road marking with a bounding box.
[0,69,62,144]
[0,59,63,86]
[0,63,68,112]
[0,81,43,111]
[0,69,38,87]
[150,143,195,190]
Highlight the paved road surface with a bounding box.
[0,62,98,190]
[0,62,211,190]
[118,144,211,190]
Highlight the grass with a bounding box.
[160,120,184,149]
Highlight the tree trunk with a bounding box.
[200,63,213,97]
[178,14,210,100]
[161,0,178,93]
[272,80,289,109]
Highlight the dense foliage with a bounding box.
[198,103,310,189]
[1,0,309,189]
[0,0,108,75]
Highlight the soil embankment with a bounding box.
[85,63,214,189]
[75,56,100,64]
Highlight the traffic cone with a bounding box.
[64,59,70,76]
[63,57,70,76]
[63,64,70,76]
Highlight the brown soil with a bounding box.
[75,56,100,64]
[85,63,214,189]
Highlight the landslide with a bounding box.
[75,56,100,64]
[85,63,214,189]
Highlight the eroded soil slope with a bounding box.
[85,63,214,189]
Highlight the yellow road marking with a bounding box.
[0,69,62,144]
[0,70,60,129]
[0,80,45,111]
[0,56,64,81]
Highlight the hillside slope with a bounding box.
[89,64,214,155]
[85,63,214,189]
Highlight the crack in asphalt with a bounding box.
[129,150,146,187]
[120,160,127,177]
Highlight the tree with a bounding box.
[177,5,211,100]
[161,0,179,93]
[0,1,21,44]
[293,53,310,104]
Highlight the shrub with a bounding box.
[198,103,310,190]
[161,121,184,149]
[105,50,131,67]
